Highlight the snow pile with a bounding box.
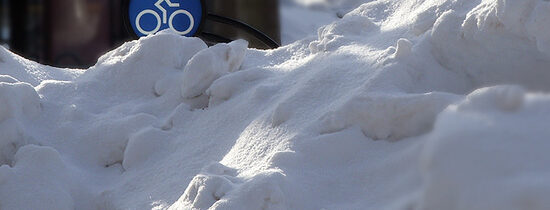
[429,0,550,90]
[418,86,550,210]
[181,39,248,108]
[0,145,77,210]
[0,76,40,165]
[0,47,81,86]
[1,0,550,209]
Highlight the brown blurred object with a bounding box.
[47,0,107,67]
[203,0,280,49]
[46,0,129,67]
[5,0,130,68]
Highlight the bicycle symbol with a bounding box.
[131,0,201,36]
[126,0,280,48]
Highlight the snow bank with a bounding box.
[429,0,550,91]
[181,39,248,109]
[0,145,76,210]
[318,92,460,140]
[419,86,550,210]
[172,163,285,210]
[1,0,550,209]
[0,47,81,86]
[0,77,40,165]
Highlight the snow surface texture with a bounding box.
[1,0,550,209]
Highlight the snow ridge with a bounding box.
[0,0,550,209]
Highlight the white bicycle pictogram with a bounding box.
[135,0,195,35]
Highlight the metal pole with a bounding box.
[9,0,28,55]
[0,0,4,44]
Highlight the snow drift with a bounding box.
[1,0,550,209]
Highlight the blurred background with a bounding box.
[1,0,128,68]
[0,0,281,68]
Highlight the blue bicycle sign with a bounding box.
[123,0,280,48]
[127,0,204,37]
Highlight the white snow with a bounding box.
[0,78,41,165]
[1,0,550,209]
[181,39,248,109]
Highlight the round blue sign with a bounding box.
[128,0,203,37]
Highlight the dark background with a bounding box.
[0,0,279,69]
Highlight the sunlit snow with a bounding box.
[1,0,550,209]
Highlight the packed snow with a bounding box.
[1,0,550,209]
